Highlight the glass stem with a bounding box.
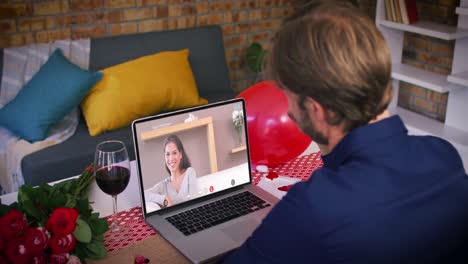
[112,195,120,232]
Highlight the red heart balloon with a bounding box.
[236,81,312,167]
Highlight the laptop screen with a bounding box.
[132,99,251,214]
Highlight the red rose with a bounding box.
[0,209,27,239]
[25,227,49,256]
[45,208,79,237]
[0,254,8,264]
[49,253,69,264]
[32,254,47,264]
[0,237,6,252]
[6,237,31,264]
[49,234,76,254]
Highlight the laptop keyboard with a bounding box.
[166,191,271,236]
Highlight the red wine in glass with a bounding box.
[94,140,130,233]
[95,166,130,196]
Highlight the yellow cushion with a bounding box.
[81,49,208,136]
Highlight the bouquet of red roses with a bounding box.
[0,164,109,264]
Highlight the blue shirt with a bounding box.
[224,116,468,263]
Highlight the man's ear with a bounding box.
[303,97,326,122]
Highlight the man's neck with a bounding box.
[370,109,391,124]
[319,109,391,156]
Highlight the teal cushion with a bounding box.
[0,49,103,142]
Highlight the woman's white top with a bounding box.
[144,167,198,206]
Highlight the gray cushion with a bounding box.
[19,25,234,186]
[21,118,133,186]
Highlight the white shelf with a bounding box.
[456,7,468,16]
[448,71,468,86]
[376,0,468,171]
[392,63,454,93]
[378,20,468,40]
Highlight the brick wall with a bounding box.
[0,0,296,93]
[1,0,457,114]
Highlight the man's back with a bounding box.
[225,116,468,263]
[224,1,468,263]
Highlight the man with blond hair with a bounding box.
[224,1,468,263]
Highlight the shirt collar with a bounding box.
[321,115,407,170]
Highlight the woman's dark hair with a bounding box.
[163,134,191,174]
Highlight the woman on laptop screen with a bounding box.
[144,134,198,208]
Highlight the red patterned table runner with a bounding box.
[252,151,323,184]
[103,152,323,252]
[104,207,157,252]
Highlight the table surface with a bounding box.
[89,151,324,264]
[0,143,323,262]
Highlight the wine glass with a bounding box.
[94,140,130,233]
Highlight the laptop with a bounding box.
[131,98,279,263]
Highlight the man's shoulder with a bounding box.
[285,168,355,217]
[404,134,465,171]
[403,133,459,157]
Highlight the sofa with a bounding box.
[0,25,235,186]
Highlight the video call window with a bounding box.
[134,102,250,213]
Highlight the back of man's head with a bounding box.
[266,0,393,132]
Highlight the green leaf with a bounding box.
[73,243,88,261]
[88,215,109,236]
[34,188,50,209]
[38,183,53,190]
[75,198,91,218]
[93,234,104,241]
[90,212,100,219]
[38,218,47,227]
[246,42,267,73]
[18,185,35,205]
[74,217,92,243]
[21,200,43,221]
[85,240,107,259]
[53,178,77,194]
[37,183,53,195]
[0,204,12,217]
[64,194,77,208]
[48,190,68,208]
[16,185,52,223]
